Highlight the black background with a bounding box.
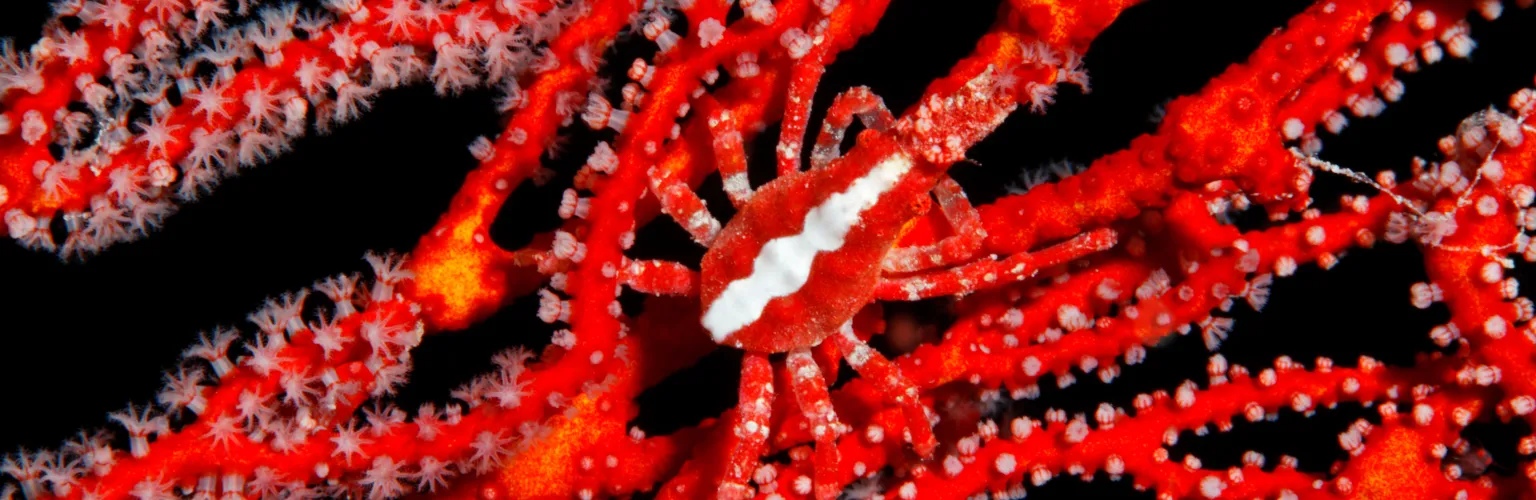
[2,0,1535,497]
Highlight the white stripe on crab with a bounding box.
[702,153,914,343]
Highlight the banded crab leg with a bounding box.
[786,347,846,500]
[702,83,898,215]
[882,176,987,273]
[808,86,896,169]
[646,162,725,246]
[707,105,755,208]
[719,352,775,500]
[616,98,743,297]
[829,322,940,457]
[621,259,699,296]
[875,227,1119,301]
[643,98,767,245]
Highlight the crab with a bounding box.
[594,54,1116,498]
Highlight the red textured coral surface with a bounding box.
[3,0,1536,499]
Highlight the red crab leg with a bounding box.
[646,162,724,246]
[808,86,896,169]
[830,323,939,458]
[875,227,1118,300]
[706,104,755,208]
[883,176,987,273]
[775,26,831,176]
[719,352,775,499]
[776,56,828,176]
[786,346,844,500]
[775,0,895,176]
[621,259,699,296]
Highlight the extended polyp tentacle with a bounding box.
[2,0,579,260]
[786,347,845,500]
[621,259,699,296]
[646,163,723,246]
[830,323,938,458]
[707,107,755,208]
[809,86,895,170]
[883,176,986,273]
[719,353,775,500]
[876,227,1118,301]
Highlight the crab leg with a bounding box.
[775,36,830,176]
[621,259,699,296]
[786,346,844,500]
[809,86,896,170]
[882,176,986,273]
[719,352,775,500]
[708,107,755,208]
[830,322,939,457]
[875,227,1119,300]
[647,164,724,246]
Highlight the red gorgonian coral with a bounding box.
[3,0,1536,498]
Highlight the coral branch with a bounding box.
[4,0,1536,499]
